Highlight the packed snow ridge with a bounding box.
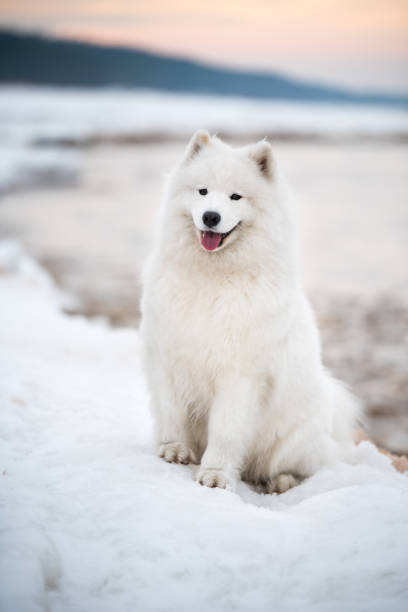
[1,240,407,612]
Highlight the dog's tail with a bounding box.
[330,374,363,447]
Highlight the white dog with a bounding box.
[140,130,360,493]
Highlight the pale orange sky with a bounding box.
[1,0,408,92]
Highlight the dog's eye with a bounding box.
[199,188,208,196]
[230,193,242,200]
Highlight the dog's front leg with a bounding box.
[197,377,258,491]
[155,399,198,465]
[152,373,197,465]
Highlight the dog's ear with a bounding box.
[249,140,274,180]
[183,129,211,163]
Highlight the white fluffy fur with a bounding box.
[140,130,360,492]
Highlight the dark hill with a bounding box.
[1,30,406,106]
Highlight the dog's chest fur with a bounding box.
[149,262,288,383]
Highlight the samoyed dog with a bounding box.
[140,130,360,493]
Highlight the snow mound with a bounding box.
[1,243,407,612]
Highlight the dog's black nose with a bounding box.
[202,211,221,228]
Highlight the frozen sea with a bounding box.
[1,85,408,194]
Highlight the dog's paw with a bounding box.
[265,473,300,494]
[197,468,234,490]
[159,442,197,465]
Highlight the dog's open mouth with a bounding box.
[200,223,240,251]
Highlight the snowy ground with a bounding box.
[1,241,408,612]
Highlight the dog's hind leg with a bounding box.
[263,474,301,494]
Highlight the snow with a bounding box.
[0,144,79,195]
[1,241,408,612]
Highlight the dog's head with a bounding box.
[166,130,281,254]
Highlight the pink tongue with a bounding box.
[202,231,222,251]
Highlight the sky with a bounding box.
[1,0,407,93]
